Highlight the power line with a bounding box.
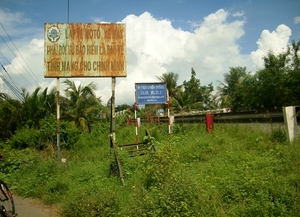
[0,22,40,84]
[0,62,23,100]
[0,52,34,86]
[1,77,23,101]
[0,22,40,86]
[0,35,39,86]
[0,70,23,101]
[0,61,18,89]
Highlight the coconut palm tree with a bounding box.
[63,79,101,132]
[20,87,43,128]
[156,72,180,98]
[18,87,57,128]
[0,93,21,139]
[173,89,192,113]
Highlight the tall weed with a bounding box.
[1,122,299,216]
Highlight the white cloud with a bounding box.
[294,16,300,24]
[0,9,292,106]
[0,8,36,38]
[232,11,245,18]
[251,24,291,68]
[91,16,104,23]
[0,8,31,26]
[115,9,250,105]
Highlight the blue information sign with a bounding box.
[135,83,167,105]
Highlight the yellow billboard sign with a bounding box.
[44,23,126,77]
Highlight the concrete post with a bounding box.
[283,106,299,142]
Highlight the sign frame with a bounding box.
[44,23,126,78]
[135,82,167,105]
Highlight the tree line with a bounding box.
[157,40,300,113]
[0,40,299,142]
[0,79,108,142]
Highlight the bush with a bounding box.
[40,115,81,150]
[142,144,178,189]
[72,122,109,150]
[8,116,81,150]
[8,126,41,149]
[63,189,120,217]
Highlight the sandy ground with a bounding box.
[13,195,59,217]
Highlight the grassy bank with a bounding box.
[1,122,299,216]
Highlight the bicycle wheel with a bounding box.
[0,180,15,217]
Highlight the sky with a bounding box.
[0,0,299,106]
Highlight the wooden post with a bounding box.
[110,77,124,185]
[111,77,116,142]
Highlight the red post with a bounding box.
[150,116,154,123]
[205,113,213,133]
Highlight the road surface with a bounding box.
[13,195,59,217]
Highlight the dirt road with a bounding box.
[13,195,59,217]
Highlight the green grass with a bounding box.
[1,122,299,216]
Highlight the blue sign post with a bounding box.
[134,83,170,143]
[135,83,167,105]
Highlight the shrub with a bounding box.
[142,144,178,189]
[8,126,41,149]
[40,115,81,150]
[62,186,120,217]
[72,122,109,150]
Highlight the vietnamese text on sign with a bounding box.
[135,83,167,105]
[44,23,126,78]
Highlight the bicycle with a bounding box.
[0,180,16,217]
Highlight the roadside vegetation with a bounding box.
[0,122,299,216]
[0,41,299,216]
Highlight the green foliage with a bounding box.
[127,141,204,217]
[218,41,300,110]
[63,79,102,132]
[20,87,56,129]
[131,177,203,217]
[171,123,188,135]
[7,116,81,150]
[115,111,132,127]
[156,71,179,98]
[72,121,109,150]
[63,189,120,217]
[1,123,300,216]
[115,104,132,112]
[142,134,155,147]
[173,90,192,112]
[218,66,248,110]
[8,126,41,149]
[0,96,21,140]
[59,123,81,150]
[271,128,287,143]
[183,67,202,104]
[143,144,178,189]
[0,39,299,217]
[0,148,35,180]
[39,115,81,150]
